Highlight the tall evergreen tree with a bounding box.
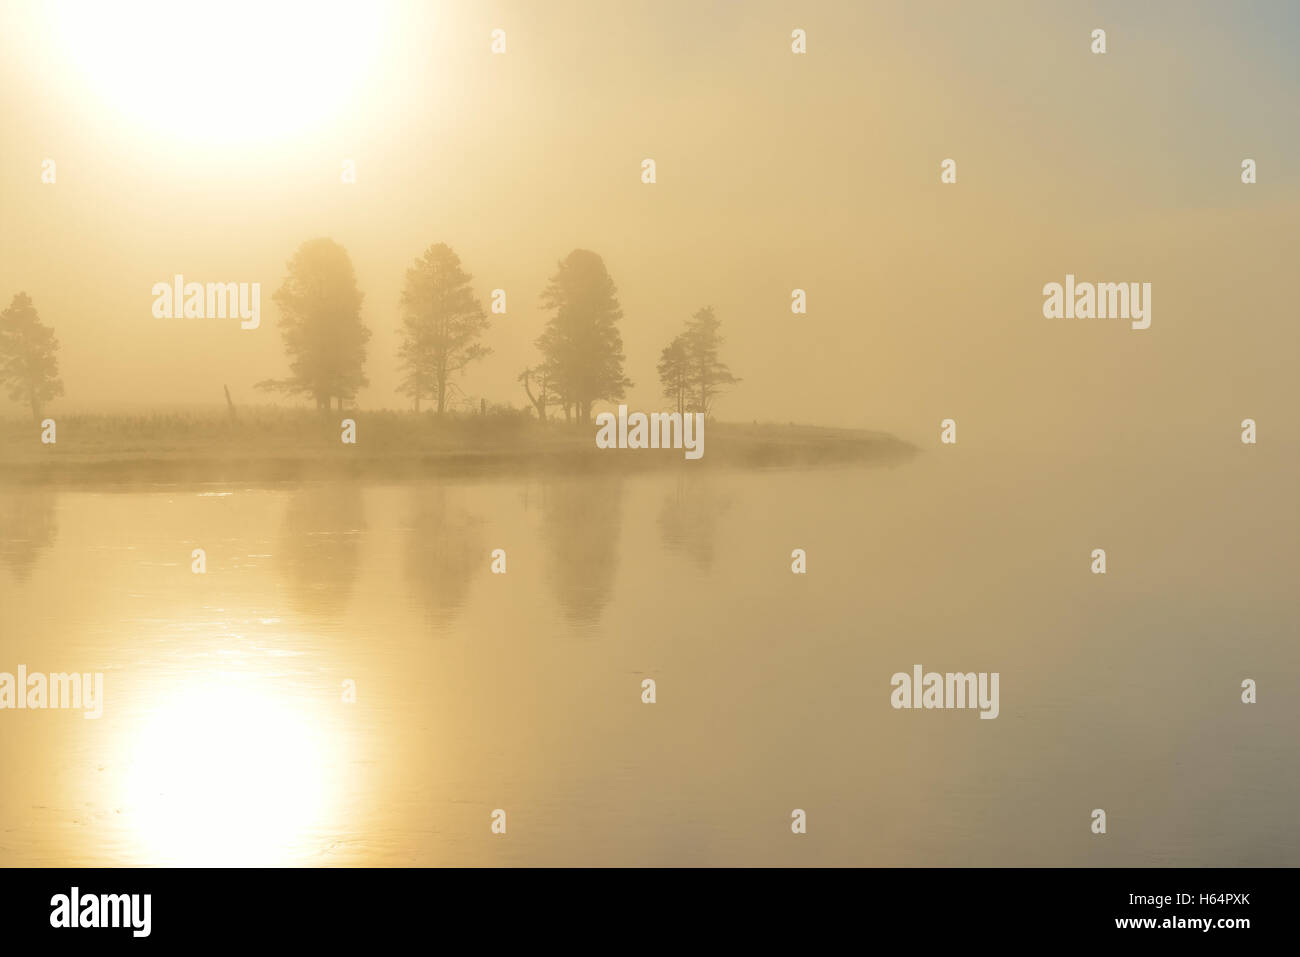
[656,334,690,415]
[682,306,739,417]
[396,243,490,414]
[257,238,369,410]
[0,293,64,420]
[536,250,631,424]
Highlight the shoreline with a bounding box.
[0,419,918,486]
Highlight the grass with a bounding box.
[0,406,918,485]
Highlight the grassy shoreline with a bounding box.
[0,410,918,485]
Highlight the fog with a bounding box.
[2,0,1295,449]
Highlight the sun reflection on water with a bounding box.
[118,671,342,866]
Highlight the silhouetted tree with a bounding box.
[682,306,739,417]
[257,239,369,410]
[0,293,63,420]
[536,250,631,424]
[518,365,555,423]
[397,243,490,414]
[656,334,690,415]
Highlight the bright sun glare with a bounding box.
[50,0,388,145]
[120,675,338,866]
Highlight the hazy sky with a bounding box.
[2,0,1297,445]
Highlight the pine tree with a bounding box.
[257,238,370,410]
[656,334,690,415]
[396,243,490,414]
[536,250,631,423]
[0,293,64,420]
[682,306,738,417]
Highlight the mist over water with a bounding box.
[1,0,1297,872]
[2,435,1294,865]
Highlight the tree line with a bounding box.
[0,239,739,421]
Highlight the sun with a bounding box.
[47,0,389,146]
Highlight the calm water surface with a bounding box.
[1,441,1296,865]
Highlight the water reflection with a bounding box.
[276,484,366,619]
[657,475,731,570]
[404,485,484,627]
[2,446,1297,866]
[0,489,58,581]
[117,670,344,866]
[539,477,623,624]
